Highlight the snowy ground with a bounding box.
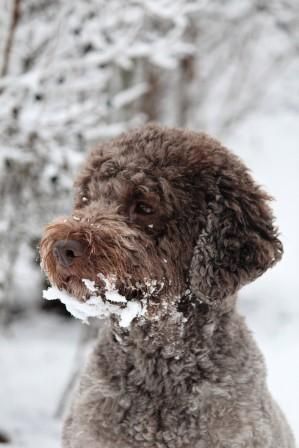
[0,313,82,447]
[0,111,298,447]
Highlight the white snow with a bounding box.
[43,275,145,328]
[0,313,82,448]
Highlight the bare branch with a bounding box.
[1,0,21,77]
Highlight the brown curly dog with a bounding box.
[40,124,295,448]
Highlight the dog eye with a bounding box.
[134,202,154,215]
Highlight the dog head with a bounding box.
[40,124,282,321]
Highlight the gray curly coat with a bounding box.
[40,124,295,448]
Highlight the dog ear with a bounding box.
[189,154,283,305]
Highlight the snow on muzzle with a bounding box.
[40,214,168,319]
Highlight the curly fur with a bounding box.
[40,124,295,448]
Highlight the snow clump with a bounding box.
[43,274,147,328]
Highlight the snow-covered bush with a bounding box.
[0,0,197,312]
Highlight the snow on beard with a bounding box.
[40,213,177,326]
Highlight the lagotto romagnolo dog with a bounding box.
[40,124,295,448]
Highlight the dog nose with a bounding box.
[53,240,85,268]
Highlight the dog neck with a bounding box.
[89,292,260,406]
[90,293,254,404]
[102,293,238,361]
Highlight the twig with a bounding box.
[1,0,21,77]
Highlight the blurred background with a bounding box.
[0,0,298,446]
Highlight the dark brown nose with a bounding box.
[53,240,85,268]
